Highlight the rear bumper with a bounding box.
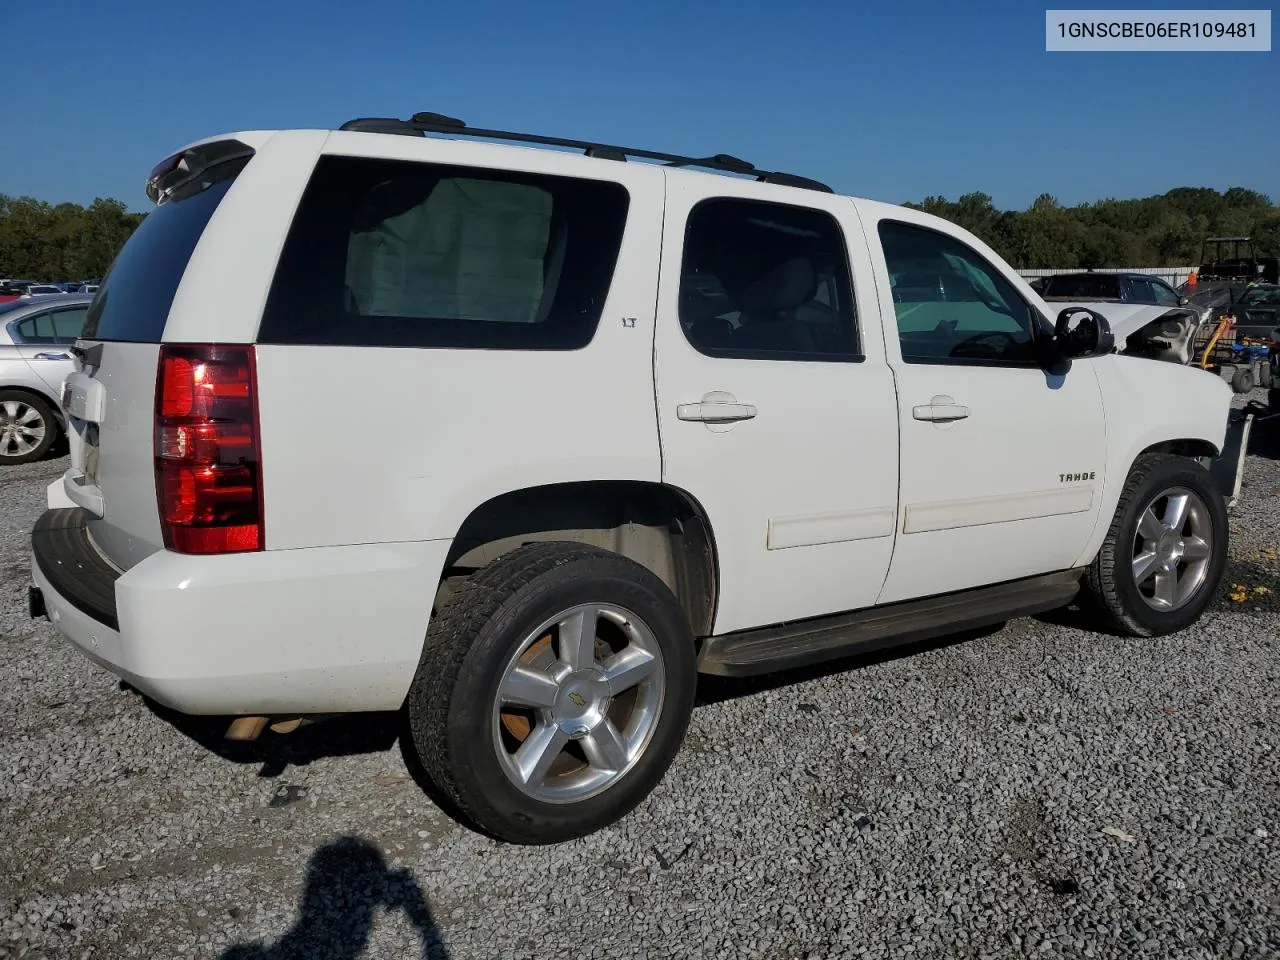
[30,508,451,715]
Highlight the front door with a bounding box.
[858,207,1108,605]
[653,179,900,635]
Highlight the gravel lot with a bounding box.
[2,396,1278,960]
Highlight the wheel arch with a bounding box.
[1073,430,1226,571]
[438,480,720,638]
[1137,437,1220,460]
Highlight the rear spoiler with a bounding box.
[145,139,255,205]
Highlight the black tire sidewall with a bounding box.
[436,557,696,843]
[1109,460,1229,634]
[0,390,58,464]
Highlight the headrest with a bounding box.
[735,257,815,316]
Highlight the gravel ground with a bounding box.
[2,395,1278,960]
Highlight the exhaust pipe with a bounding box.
[224,716,311,740]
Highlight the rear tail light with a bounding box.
[154,344,263,554]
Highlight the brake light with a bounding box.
[154,344,263,554]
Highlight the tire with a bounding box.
[1259,360,1273,390]
[1230,366,1255,393]
[406,541,697,844]
[1082,453,1228,637]
[0,390,59,465]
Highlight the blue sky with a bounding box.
[3,0,1276,212]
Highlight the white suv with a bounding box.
[30,112,1236,844]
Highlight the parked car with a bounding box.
[0,281,36,303]
[1039,271,1188,308]
[1034,272,1215,368]
[29,114,1236,845]
[1231,283,1280,340]
[0,293,93,463]
[22,284,66,298]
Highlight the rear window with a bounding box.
[1042,274,1121,299]
[256,155,630,349]
[81,157,246,342]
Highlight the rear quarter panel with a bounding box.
[252,134,668,549]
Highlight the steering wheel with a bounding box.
[950,330,1017,359]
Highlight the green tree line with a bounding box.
[905,186,1280,269]
[0,195,145,281]
[2,184,1278,282]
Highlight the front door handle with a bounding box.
[912,396,970,422]
[33,352,71,361]
[677,391,757,423]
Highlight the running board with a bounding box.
[696,568,1085,677]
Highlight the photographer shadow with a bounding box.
[218,836,450,960]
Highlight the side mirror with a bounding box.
[1178,295,1190,306]
[1053,306,1115,360]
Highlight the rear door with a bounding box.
[652,177,899,635]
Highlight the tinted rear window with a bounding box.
[257,155,630,349]
[81,158,246,342]
[1042,274,1120,299]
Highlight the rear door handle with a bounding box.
[677,390,757,424]
[677,398,757,423]
[912,399,970,422]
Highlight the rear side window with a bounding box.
[678,197,860,362]
[1042,274,1120,299]
[81,158,246,342]
[11,306,88,344]
[257,156,631,349]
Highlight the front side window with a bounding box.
[258,156,630,350]
[677,197,859,361]
[1124,278,1157,304]
[1150,280,1181,306]
[879,220,1038,365]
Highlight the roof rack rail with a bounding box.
[337,112,834,193]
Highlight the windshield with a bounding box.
[1240,287,1280,306]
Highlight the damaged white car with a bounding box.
[1091,302,1206,366]
[1037,271,1208,367]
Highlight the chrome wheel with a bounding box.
[1131,486,1213,612]
[0,399,47,459]
[492,602,665,804]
